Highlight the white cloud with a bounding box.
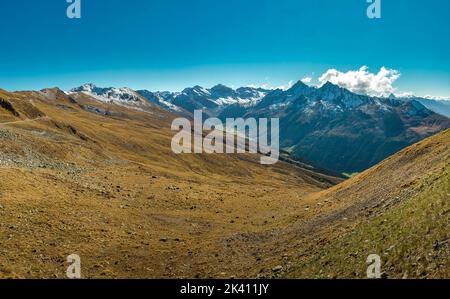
[301,77,312,84]
[424,95,450,101]
[276,80,295,91]
[249,80,294,91]
[392,92,450,100]
[394,91,414,98]
[318,66,400,97]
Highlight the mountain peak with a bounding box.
[291,80,309,88]
[183,85,210,96]
[82,83,96,88]
[287,80,312,93]
[68,84,151,107]
[40,87,65,94]
[70,83,98,93]
[211,84,232,90]
[320,81,342,91]
[388,93,397,99]
[210,84,235,98]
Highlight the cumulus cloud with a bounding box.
[250,80,295,91]
[318,66,400,97]
[301,77,312,84]
[424,95,450,101]
[394,91,414,98]
[276,80,295,91]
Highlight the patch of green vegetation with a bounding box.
[283,146,297,154]
[342,172,359,178]
[285,165,450,279]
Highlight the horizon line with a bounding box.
[2,81,449,101]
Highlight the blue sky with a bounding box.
[0,0,449,97]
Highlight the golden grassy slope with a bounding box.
[282,129,450,278]
[0,88,340,278]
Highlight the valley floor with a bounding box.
[0,161,329,278]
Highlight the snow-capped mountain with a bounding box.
[242,81,450,173]
[137,84,270,117]
[68,83,269,115]
[136,89,182,112]
[208,84,268,106]
[70,84,150,107]
[254,81,394,113]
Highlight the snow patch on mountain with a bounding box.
[70,84,145,106]
[136,89,181,112]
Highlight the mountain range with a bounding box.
[69,82,450,174]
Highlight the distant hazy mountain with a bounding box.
[389,94,450,118]
[68,82,450,174]
[419,98,450,117]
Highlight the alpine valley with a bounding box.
[0,80,449,279]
